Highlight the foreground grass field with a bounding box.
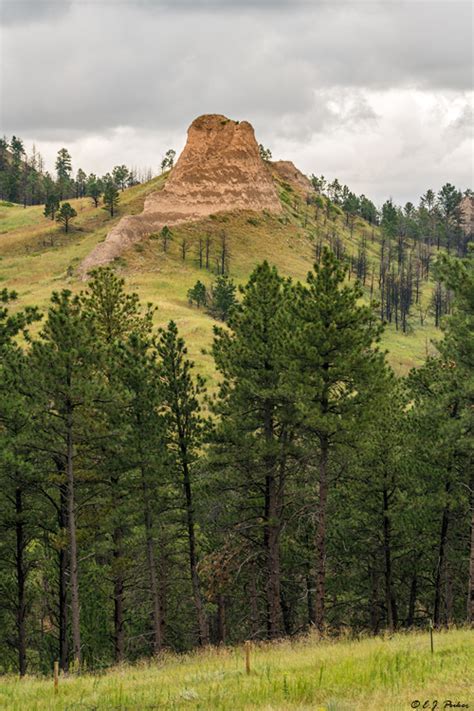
[0,629,472,710]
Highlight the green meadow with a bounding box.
[0,629,472,710]
[0,172,440,382]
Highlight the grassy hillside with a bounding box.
[0,174,439,380]
[0,629,472,710]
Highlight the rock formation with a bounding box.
[79,114,282,276]
[272,160,313,196]
[460,194,474,237]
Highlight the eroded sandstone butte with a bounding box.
[79,114,282,276]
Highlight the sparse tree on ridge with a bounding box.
[44,192,60,220]
[112,165,130,192]
[161,149,176,173]
[55,148,72,200]
[56,202,77,232]
[103,180,120,216]
[86,174,102,207]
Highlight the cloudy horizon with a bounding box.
[1,0,472,205]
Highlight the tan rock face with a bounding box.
[272,160,313,196]
[460,195,474,236]
[79,114,282,276]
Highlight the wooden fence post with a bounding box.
[245,640,251,675]
[54,660,59,694]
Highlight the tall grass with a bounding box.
[0,628,472,710]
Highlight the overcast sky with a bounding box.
[1,0,472,204]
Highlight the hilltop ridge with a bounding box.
[79,114,282,275]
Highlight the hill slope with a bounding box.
[0,168,439,378]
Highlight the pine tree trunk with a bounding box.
[248,562,259,638]
[314,435,329,633]
[407,568,418,627]
[468,499,474,625]
[181,448,209,646]
[369,564,380,635]
[66,411,81,668]
[263,408,283,639]
[113,521,125,663]
[141,468,163,654]
[58,481,69,672]
[434,482,451,628]
[265,473,282,638]
[216,593,226,644]
[15,486,27,677]
[306,574,315,626]
[383,484,398,630]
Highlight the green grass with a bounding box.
[0,173,441,376]
[0,629,472,710]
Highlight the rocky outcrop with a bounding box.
[272,160,313,196]
[460,194,474,237]
[79,114,282,276]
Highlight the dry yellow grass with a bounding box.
[0,177,439,379]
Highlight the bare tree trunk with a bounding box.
[407,561,418,628]
[248,562,259,638]
[66,412,81,668]
[306,574,315,626]
[216,593,226,644]
[468,499,474,625]
[58,481,69,672]
[383,484,398,630]
[141,467,163,654]
[434,481,451,628]
[369,564,380,635]
[264,473,283,638]
[263,408,283,639]
[113,521,125,663]
[314,435,329,632]
[15,486,27,677]
[181,449,209,645]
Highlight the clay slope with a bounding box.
[272,160,314,196]
[79,114,282,276]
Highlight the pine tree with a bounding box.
[86,174,102,207]
[112,165,130,192]
[207,275,237,322]
[80,267,154,661]
[187,280,207,308]
[287,249,386,631]
[55,148,72,200]
[211,262,295,638]
[103,181,120,217]
[0,290,41,676]
[157,321,210,645]
[26,291,104,668]
[56,202,77,232]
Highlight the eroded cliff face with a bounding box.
[79,114,281,276]
[272,160,313,196]
[460,195,474,237]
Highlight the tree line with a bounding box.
[0,136,156,209]
[0,248,472,676]
[311,175,472,257]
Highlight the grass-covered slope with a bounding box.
[0,629,472,710]
[0,173,439,379]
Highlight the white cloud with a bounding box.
[1,0,472,204]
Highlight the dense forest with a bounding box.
[0,242,472,675]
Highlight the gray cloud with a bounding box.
[0,0,472,202]
[0,0,71,26]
